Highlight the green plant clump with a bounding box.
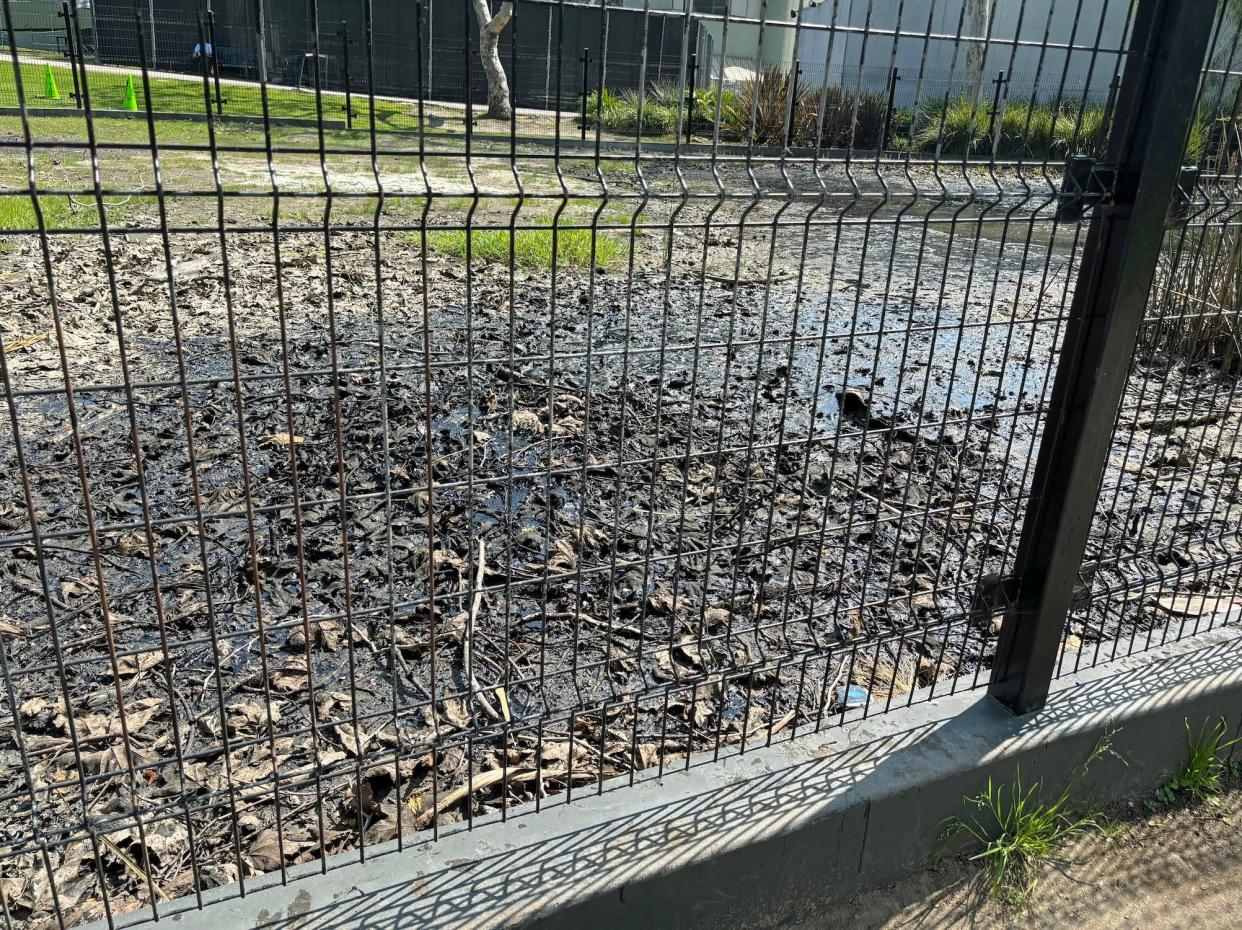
[583,87,678,137]
[943,733,1117,906]
[1153,717,1239,805]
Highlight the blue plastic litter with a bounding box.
[837,685,870,709]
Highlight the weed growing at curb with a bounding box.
[1151,718,1240,807]
[943,731,1120,907]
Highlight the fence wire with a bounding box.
[0,1,1239,928]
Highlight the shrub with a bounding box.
[888,106,914,144]
[1052,106,1103,158]
[852,90,890,149]
[589,81,734,137]
[725,66,801,145]
[721,77,896,149]
[1023,103,1057,157]
[583,87,677,137]
[912,97,1111,159]
[916,96,986,155]
[718,90,752,142]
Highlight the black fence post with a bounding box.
[986,69,1006,155]
[785,59,801,149]
[685,51,697,142]
[59,1,81,109]
[206,2,223,114]
[879,65,899,152]
[580,47,590,141]
[988,0,1219,715]
[340,20,353,129]
[414,0,425,135]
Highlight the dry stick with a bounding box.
[1,330,50,353]
[745,708,797,744]
[464,538,501,721]
[99,834,170,902]
[414,765,598,830]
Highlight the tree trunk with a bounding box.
[470,0,514,121]
[964,0,990,103]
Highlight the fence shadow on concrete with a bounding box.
[104,633,1240,930]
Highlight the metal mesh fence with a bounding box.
[1063,55,1242,673]
[0,0,1238,928]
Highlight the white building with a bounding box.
[623,0,1134,103]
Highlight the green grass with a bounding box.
[1153,718,1240,805]
[0,192,73,231]
[6,59,411,127]
[942,734,1116,907]
[423,226,626,270]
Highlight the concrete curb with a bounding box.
[102,630,1242,930]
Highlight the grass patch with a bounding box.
[5,60,410,127]
[423,226,626,270]
[0,193,73,231]
[1153,718,1239,806]
[943,733,1117,907]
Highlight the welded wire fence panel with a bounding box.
[0,0,1232,928]
[1063,7,1242,675]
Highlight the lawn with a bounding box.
[4,57,414,127]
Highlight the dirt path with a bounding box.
[840,786,1242,930]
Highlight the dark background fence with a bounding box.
[85,0,709,109]
[1,0,1240,928]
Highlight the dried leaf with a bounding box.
[261,432,304,446]
[270,658,309,692]
[227,699,281,734]
[246,830,285,873]
[442,698,471,729]
[511,409,543,434]
[646,589,677,615]
[114,649,165,678]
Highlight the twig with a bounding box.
[463,539,501,722]
[414,765,597,829]
[99,834,170,902]
[745,708,797,743]
[545,610,641,639]
[2,330,49,353]
[695,270,795,287]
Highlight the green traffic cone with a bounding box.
[122,75,138,112]
[43,64,60,100]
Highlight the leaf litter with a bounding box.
[1,183,1240,926]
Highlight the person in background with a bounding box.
[192,39,216,76]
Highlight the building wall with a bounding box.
[623,0,1134,102]
[783,0,1132,104]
